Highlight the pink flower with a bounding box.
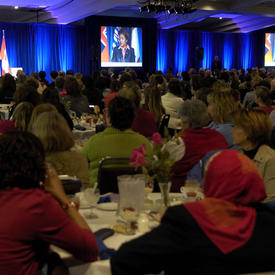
[60,90,67,97]
[152,132,162,146]
[130,144,147,170]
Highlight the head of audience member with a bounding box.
[16,71,27,84]
[30,72,39,81]
[143,85,165,123]
[24,78,39,90]
[41,88,60,106]
[110,79,122,93]
[168,78,183,97]
[55,76,65,91]
[2,73,16,93]
[58,70,65,78]
[181,71,190,82]
[207,91,238,124]
[66,70,74,76]
[0,131,45,189]
[119,83,141,110]
[11,102,34,131]
[178,99,210,130]
[82,76,93,90]
[232,109,272,150]
[201,150,266,204]
[64,76,81,97]
[50,70,58,82]
[107,96,135,131]
[31,111,74,153]
[119,73,132,85]
[13,85,41,107]
[38,71,47,82]
[28,103,57,132]
[0,120,16,134]
[149,74,166,90]
[190,75,202,95]
[255,86,272,107]
[195,87,213,106]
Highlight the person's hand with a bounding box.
[44,164,68,205]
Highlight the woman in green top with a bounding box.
[82,96,152,187]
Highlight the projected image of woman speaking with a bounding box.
[111,29,135,62]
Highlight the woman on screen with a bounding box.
[111,29,135,63]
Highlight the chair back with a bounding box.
[97,157,142,195]
[158,114,170,137]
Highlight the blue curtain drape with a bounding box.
[157,29,256,74]
[0,22,87,80]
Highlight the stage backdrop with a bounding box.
[0,22,88,80]
[157,29,262,75]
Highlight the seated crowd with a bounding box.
[1,66,275,273]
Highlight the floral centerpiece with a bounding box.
[130,132,185,207]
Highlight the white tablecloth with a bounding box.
[53,206,143,275]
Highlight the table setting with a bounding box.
[52,178,203,275]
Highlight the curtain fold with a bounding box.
[157,29,256,74]
[0,22,87,79]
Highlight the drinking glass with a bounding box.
[117,174,145,234]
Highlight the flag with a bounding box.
[131,28,141,63]
[101,27,110,62]
[113,27,120,49]
[0,32,10,75]
[265,33,273,63]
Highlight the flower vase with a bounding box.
[158,182,171,208]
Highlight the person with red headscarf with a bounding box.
[111,150,275,274]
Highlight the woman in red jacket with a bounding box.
[0,131,98,275]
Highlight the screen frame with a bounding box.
[100,25,143,68]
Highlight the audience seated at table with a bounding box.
[82,96,152,187]
[232,109,275,201]
[63,76,91,117]
[253,85,275,115]
[104,79,121,110]
[118,82,157,139]
[171,99,228,192]
[11,101,34,131]
[41,87,74,130]
[0,131,98,275]
[143,85,166,127]
[161,78,184,130]
[0,73,16,104]
[31,111,90,187]
[207,91,239,148]
[111,150,275,275]
[28,103,57,132]
[9,82,41,118]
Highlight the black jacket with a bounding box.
[111,46,135,62]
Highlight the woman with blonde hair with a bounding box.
[31,111,89,186]
[232,109,275,201]
[28,103,57,132]
[143,85,165,126]
[207,91,239,147]
[11,101,34,131]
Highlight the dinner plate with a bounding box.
[97,202,118,211]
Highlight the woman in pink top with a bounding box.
[0,131,98,275]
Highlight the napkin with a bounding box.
[95,237,115,260]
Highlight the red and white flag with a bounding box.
[0,31,10,76]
